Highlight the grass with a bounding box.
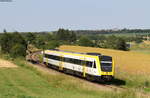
[0,57,141,98]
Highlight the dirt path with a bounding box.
[0,59,17,68]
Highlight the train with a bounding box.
[42,49,115,82]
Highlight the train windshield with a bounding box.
[99,56,112,72]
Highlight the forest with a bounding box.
[0,28,149,58]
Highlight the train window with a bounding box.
[100,56,112,61]
[44,54,49,58]
[85,61,96,68]
[74,59,82,65]
[44,54,61,61]
[64,58,70,62]
[50,55,54,59]
[70,58,74,64]
[48,55,52,59]
[55,56,60,61]
[93,61,96,68]
[81,61,86,66]
[86,61,92,67]
[64,57,82,65]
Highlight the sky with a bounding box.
[0,0,150,32]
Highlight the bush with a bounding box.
[0,31,27,58]
[46,40,60,49]
[116,38,128,51]
[0,32,13,53]
[10,44,26,58]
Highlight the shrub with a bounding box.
[0,31,27,58]
[10,44,26,58]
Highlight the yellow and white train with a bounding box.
[43,49,115,81]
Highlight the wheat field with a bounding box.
[59,45,150,75]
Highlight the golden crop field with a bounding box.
[59,45,150,75]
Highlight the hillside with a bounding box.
[0,59,134,98]
[0,59,108,98]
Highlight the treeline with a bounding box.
[1,28,145,58]
[75,29,150,35]
[0,29,76,58]
[77,35,128,51]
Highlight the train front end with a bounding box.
[98,55,115,81]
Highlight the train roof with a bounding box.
[46,49,102,56]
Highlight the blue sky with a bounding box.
[0,0,150,32]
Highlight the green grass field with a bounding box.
[0,67,107,98]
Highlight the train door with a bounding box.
[86,60,96,75]
[86,60,95,75]
[82,57,86,77]
[91,61,97,75]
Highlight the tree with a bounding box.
[77,36,94,47]
[104,35,117,49]
[44,33,54,42]
[34,35,46,49]
[0,31,27,58]
[10,44,26,58]
[0,32,13,53]
[11,32,27,57]
[12,32,27,46]
[69,31,77,43]
[116,38,128,51]
[55,28,77,43]
[46,40,60,49]
[25,32,36,44]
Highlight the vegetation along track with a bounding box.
[26,51,126,92]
